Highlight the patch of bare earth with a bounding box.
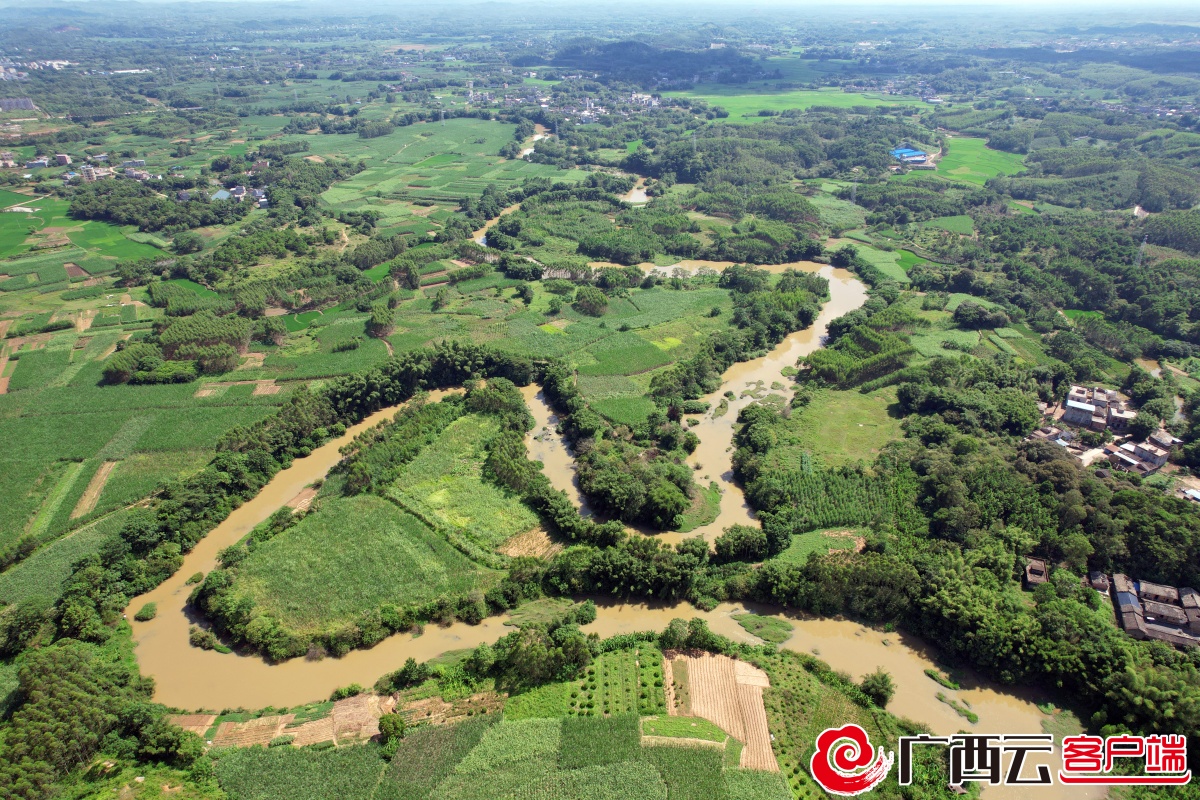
[497,527,563,559]
[165,714,216,737]
[195,379,279,398]
[237,352,265,370]
[211,715,290,747]
[264,306,289,317]
[304,155,325,163]
[71,460,118,519]
[666,652,777,772]
[65,263,88,279]
[397,691,503,728]
[286,486,318,512]
[204,694,413,749]
[826,529,866,553]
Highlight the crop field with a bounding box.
[663,87,928,122]
[0,325,287,561]
[846,244,911,284]
[583,646,668,717]
[0,506,140,605]
[668,653,775,771]
[387,414,539,553]
[358,705,787,800]
[297,119,588,211]
[262,316,393,379]
[909,329,980,358]
[807,192,866,231]
[0,195,164,267]
[231,494,500,635]
[213,740,388,800]
[931,137,1026,186]
[755,650,887,799]
[501,646,666,720]
[577,332,673,376]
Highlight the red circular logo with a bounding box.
[809,724,894,796]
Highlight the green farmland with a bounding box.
[663,87,930,122]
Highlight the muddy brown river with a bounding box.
[127,264,1099,797]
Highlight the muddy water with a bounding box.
[1134,357,1162,378]
[519,261,868,545]
[127,267,1094,798]
[472,203,521,245]
[520,384,592,516]
[126,391,463,710]
[622,178,649,205]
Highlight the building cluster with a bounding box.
[1101,435,1176,476]
[1112,574,1200,648]
[182,185,268,208]
[1026,560,1198,648]
[1028,384,1181,475]
[1062,384,1136,432]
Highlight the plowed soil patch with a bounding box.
[212,715,290,747]
[65,263,88,278]
[71,460,118,519]
[666,652,777,772]
[285,486,317,512]
[165,714,217,737]
[497,527,563,559]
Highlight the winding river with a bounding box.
[126,264,1098,797]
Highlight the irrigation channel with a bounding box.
[128,263,1098,798]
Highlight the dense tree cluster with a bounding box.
[67,180,250,233]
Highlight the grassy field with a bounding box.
[662,87,928,122]
[931,137,1026,186]
[387,413,539,553]
[732,613,794,645]
[920,215,975,235]
[847,244,911,284]
[909,329,980,359]
[0,194,164,268]
[767,530,861,566]
[780,387,904,468]
[300,118,588,213]
[231,494,501,635]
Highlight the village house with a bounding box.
[25,157,49,168]
[0,151,15,168]
[1023,557,1049,589]
[1060,385,1135,432]
[54,153,71,166]
[1111,574,1200,648]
